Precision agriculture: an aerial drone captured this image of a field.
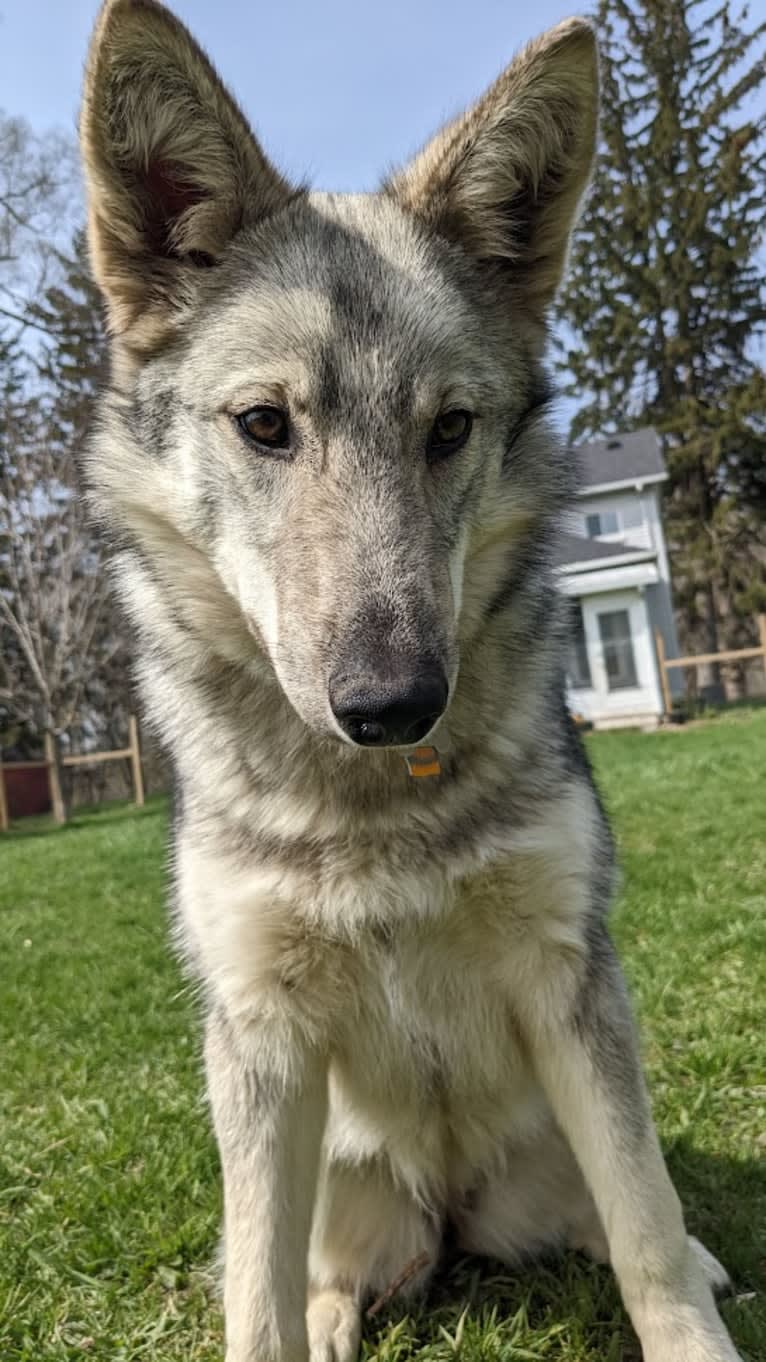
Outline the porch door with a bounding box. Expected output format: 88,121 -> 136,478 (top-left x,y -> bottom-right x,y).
597,608 -> 638,690
579,590 -> 662,719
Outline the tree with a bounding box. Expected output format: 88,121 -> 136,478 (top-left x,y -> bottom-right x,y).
0,112 -> 78,335
28,229 -> 111,562
0,417 -> 116,745
0,232 -> 127,767
558,0 -> 766,666
0,325 -> 35,746
0,325 -> 29,480
29,230 -> 109,437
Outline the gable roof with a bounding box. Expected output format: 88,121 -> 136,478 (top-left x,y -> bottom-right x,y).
553,531 -> 655,572
574,428 -> 666,493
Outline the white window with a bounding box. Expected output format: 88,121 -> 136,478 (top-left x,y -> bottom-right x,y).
598,609 -> 638,689
586,509 -> 621,538
567,603 -> 592,689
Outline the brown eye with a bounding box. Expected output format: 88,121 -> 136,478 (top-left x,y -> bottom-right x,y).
237,405 -> 290,451
427,409 -> 473,461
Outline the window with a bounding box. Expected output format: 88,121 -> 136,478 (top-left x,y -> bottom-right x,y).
567,604 -> 592,689
598,609 -> 638,689
586,509 -> 620,538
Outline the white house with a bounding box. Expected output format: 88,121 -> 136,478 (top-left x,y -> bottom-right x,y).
556,428 -> 680,729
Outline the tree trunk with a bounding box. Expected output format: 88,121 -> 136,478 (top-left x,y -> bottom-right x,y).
44,730 -> 67,825
696,581 -> 724,701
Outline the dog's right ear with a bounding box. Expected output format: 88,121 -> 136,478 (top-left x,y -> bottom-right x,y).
80,0 -> 296,351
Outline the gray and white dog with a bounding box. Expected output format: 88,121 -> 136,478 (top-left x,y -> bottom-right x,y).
80,3 -> 742,1360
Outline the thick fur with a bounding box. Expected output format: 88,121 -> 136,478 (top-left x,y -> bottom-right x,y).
80,4 -> 742,1361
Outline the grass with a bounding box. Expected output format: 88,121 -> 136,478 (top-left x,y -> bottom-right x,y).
1,709 -> 765,1361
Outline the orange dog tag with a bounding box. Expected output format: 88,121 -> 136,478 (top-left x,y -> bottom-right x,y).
404,746 -> 442,778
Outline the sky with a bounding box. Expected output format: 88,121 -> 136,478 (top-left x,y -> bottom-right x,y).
0,0 -> 582,189
1,1 -> 761,437
0,0 -> 584,430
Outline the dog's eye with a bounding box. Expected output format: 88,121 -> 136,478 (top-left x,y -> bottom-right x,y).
237,406 -> 290,451
427,409 -> 473,461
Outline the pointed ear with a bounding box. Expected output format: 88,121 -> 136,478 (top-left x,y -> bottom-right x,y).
384,18 -> 598,312
80,0 -> 297,350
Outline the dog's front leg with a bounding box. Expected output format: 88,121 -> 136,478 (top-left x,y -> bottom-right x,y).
205,1005 -> 328,1362
522,926 -> 741,1362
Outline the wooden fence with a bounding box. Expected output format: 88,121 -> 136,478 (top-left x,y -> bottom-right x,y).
0,715 -> 144,831
654,615 -> 766,717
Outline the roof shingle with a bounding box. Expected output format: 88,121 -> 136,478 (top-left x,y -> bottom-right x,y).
574,428 -> 665,491
553,531 -> 653,570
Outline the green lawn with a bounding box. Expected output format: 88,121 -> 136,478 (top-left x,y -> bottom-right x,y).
2,711 -> 765,1361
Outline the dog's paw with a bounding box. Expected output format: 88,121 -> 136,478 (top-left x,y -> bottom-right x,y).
688,1236 -> 733,1299
641,1330 -> 742,1362
631,1237 -> 742,1362
638,1299 -> 742,1362
307,1288 -> 361,1362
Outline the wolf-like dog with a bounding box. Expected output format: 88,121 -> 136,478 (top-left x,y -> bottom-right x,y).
80,3 -> 743,1360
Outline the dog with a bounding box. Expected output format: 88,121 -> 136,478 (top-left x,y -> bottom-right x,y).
79,3 -> 742,1359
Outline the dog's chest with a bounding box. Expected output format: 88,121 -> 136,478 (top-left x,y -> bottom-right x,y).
326,917 -> 538,1190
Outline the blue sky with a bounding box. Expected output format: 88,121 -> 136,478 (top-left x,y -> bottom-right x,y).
2,1 -> 761,436
0,0 -> 582,188
0,0 -> 583,430
0,0 -> 586,432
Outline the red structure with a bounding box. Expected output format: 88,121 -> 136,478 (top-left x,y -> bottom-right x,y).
4,764 -> 51,818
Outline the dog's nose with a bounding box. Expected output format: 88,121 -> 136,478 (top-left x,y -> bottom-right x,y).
329,663 -> 448,747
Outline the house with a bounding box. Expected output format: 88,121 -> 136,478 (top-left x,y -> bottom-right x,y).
555,428 -> 680,729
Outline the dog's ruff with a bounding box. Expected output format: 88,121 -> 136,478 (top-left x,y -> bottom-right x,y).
79,3 -> 742,1360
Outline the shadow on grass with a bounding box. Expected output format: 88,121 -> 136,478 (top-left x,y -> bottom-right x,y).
666,1136 -> 766,1284
669,694 -> 766,726
360,1138 -> 765,1355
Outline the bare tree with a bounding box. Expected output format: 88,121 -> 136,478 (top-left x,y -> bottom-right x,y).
0,112 -> 80,334
0,409 -> 121,754
0,138 -> 134,811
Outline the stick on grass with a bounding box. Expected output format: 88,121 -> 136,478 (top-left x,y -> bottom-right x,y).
365,1251 -> 431,1319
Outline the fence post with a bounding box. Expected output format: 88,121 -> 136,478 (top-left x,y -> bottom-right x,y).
44,731 -> 66,825
654,629 -> 672,718
759,615 -> 766,682
0,763 -> 8,832
128,714 -> 145,808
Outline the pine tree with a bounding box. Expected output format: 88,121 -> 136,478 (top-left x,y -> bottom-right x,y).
29,228 -> 108,455
558,0 -> 766,662
0,326 -> 36,598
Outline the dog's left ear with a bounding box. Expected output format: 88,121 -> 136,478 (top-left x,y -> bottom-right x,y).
385,18 -> 598,312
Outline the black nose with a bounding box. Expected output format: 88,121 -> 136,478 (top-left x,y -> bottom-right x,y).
329,662 -> 449,747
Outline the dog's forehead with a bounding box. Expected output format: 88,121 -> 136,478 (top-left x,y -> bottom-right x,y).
188,192 -> 484,411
